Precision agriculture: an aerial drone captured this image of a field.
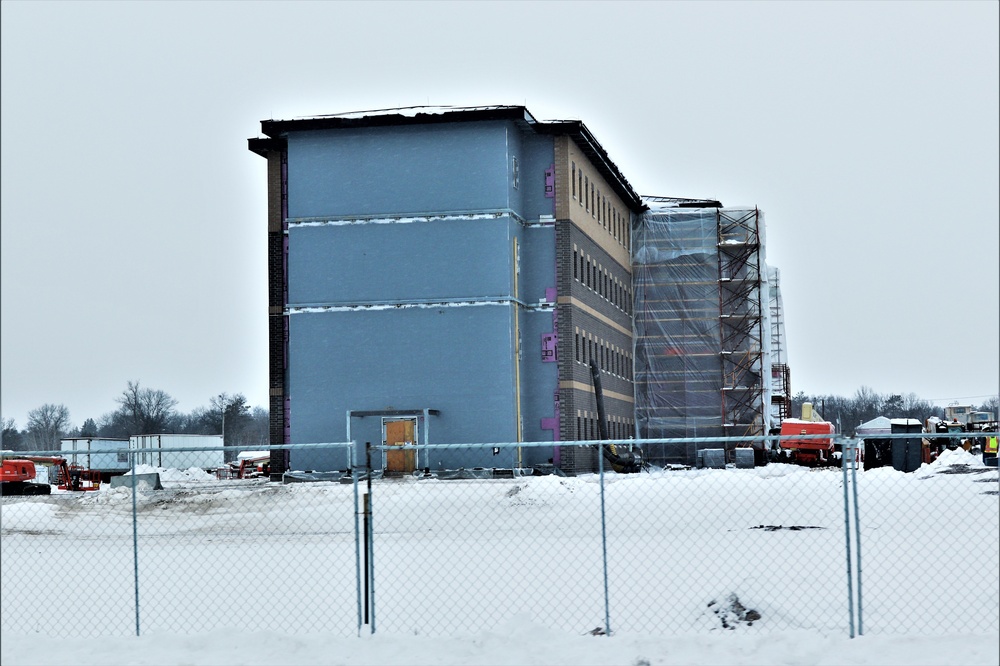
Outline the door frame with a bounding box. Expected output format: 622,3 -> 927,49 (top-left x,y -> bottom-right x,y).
382,416 -> 418,474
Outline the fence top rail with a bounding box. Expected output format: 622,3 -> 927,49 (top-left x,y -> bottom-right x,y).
366,431 -> 999,452
6,442 -> 356,457
369,435 -> 833,451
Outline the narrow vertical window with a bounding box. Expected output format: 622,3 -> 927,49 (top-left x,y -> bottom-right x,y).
571,163 -> 576,198
584,177 -> 589,211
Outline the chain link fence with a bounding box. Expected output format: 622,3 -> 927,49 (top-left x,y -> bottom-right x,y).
2,435 -> 997,639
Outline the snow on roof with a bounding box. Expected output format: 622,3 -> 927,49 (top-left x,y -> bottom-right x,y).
299,104 -> 530,121
855,415 -> 892,435
642,195 -> 724,210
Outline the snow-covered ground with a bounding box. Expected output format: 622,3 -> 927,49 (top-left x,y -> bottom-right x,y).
2,449 -> 997,666
3,622 -> 999,666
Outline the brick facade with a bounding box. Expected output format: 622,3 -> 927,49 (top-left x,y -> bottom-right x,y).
553,138 -> 636,474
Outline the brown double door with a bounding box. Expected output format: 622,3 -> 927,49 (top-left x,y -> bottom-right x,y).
384,418 -> 417,474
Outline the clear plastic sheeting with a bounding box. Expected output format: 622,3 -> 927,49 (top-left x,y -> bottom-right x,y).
632,203 -> 776,465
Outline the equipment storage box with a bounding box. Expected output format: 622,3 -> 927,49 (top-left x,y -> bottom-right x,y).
890,419 -> 922,473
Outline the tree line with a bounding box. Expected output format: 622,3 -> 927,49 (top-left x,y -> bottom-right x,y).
4,382 -> 995,451
790,387 -> 999,436
1,380 -> 268,453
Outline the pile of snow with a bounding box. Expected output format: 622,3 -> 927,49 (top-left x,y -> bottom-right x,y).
914,446 -> 988,478
124,464 -> 216,483
929,447 -> 986,468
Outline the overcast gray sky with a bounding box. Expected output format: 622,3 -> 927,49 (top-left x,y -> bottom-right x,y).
2,1 -> 998,429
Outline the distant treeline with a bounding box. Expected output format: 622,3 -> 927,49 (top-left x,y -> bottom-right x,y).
790,387 -> 999,435
1,381 -> 268,452
4,382 -> 996,452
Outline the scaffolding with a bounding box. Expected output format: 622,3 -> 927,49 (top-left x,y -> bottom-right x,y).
768,266 -> 791,424
633,203 -> 774,466
717,208 -> 767,439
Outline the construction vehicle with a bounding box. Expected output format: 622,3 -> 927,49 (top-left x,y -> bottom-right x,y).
235,452 -> 270,479
921,417 -> 967,461
943,405 -> 996,429
1,458 -> 52,495
927,408 -> 998,457
217,452 -> 271,480
779,403 -> 836,466
589,360 -> 645,473
0,454 -> 100,495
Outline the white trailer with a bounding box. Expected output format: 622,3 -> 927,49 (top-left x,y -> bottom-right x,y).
60,437 -> 131,473
129,434 -> 224,471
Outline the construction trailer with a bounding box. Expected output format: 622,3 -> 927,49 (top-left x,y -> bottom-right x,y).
60,435 -> 224,474
60,437 -> 130,481
632,201 -> 781,467
131,435 -> 224,471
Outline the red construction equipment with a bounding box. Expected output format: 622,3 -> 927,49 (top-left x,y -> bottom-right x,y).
217,452 -> 271,480
0,455 -> 100,494
236,454 -> 270,479
1,458 -> 52,495
779,403 -> 837,466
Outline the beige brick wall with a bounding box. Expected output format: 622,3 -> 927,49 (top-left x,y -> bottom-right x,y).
553,136 -> 631,271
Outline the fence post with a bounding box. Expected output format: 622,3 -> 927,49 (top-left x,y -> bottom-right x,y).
130,447 -> 140,637
840,435 -> 855,638
353,443 -> 362,636
849,437 -> 863,635
599,443 -> 611,636
365,441 -> 376,633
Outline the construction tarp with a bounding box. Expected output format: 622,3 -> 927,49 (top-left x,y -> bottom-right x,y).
632,203 -> 774,465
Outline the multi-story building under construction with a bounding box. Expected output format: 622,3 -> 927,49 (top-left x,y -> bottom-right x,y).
247,106 -> 790,474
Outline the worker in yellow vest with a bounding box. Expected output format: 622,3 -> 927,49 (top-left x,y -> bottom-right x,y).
985,435 -> 998,467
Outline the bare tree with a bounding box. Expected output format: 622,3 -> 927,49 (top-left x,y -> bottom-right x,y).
116,380 -> 178,435
978,395 -> 999,417
25,404 -> 72,451
247,407 -> 270,447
